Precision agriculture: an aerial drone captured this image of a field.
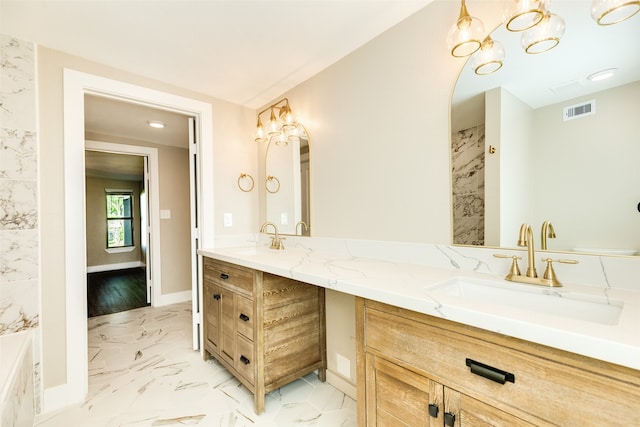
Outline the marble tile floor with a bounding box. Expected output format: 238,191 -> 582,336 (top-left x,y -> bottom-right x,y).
35,302 -> 357,427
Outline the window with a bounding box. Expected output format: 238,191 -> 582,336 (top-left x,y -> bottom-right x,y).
106,191 -> 134,248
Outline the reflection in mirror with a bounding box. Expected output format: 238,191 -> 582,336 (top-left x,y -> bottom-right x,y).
451,2 -> 640,256
266,135 -> 311,236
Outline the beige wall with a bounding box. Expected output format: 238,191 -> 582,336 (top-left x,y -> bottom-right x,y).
532,81 -> 640,252
256,0 -> 505,391
85,176 -> 143,268
36,0 -> 507,396
38,47 -> 255,389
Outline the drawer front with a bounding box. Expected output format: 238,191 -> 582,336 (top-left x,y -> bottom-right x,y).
203,257 -> 253,294
364,305 -> 640,426
236,295 -> 254,340
235,335 -> 255,384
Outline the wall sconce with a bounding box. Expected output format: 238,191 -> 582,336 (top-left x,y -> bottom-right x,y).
253,98 -> 305,147
592,0 -> 640,25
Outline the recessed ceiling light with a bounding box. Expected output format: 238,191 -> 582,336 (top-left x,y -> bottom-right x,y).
587,68 -> 618,82
148,120 -> 165,129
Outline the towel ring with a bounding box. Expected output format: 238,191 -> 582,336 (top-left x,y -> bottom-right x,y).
237,173 -> 255,192
266,175 -> 280,194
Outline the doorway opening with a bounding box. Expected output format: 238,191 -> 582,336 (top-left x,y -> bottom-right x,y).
61,69 -> 214,408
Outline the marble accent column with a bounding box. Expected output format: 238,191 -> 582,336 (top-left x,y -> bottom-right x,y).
0,33 -> 40,411
451,124 -> 485,246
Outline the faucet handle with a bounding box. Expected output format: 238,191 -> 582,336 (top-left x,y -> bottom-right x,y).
541,258 -> 579,286
493,254 -> 522,277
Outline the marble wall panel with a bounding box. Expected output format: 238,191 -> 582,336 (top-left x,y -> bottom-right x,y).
0,128 -> 37,179
451,124 -> 485,245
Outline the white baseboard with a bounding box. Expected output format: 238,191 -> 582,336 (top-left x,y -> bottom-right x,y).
39,384 -> 70,416
155,290 -> 191,307
87,261 -> 145,273
326,370 -> 357,400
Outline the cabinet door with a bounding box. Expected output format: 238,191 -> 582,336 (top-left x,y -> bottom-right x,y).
220,288 -> 235,364
445,388 -> 536,427
365,353 -> 443,427
204,283 -> 221,353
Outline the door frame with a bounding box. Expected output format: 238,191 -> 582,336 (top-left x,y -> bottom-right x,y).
84,141 -> 161,305
61,69 -> 214,407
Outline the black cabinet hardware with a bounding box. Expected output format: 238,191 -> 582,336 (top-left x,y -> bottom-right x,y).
444,412 -> 456,426
239,313 -> 250,322
466,358 -> 515,384
220,273 -> 229,280
240,355 -> 250,365
428,403 -> 439,418
213,294 -> 221,300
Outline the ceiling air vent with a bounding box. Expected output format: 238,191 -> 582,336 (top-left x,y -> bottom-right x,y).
563,99 -> 595,121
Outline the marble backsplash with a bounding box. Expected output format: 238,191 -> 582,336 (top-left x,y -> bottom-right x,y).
218,234 -> 640,292
451,124 -> 485,246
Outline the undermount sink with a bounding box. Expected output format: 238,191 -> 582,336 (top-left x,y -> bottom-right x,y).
425,277 -> 623,325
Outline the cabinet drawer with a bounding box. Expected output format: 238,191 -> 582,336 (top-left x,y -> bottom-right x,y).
364,303 -> 640,426
236,335 -> 255,384
236,295 -> 254,340
203,258 -> 253,294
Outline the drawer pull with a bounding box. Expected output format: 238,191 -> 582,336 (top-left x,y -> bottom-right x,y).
240,355 -> 251,365
444,412 -> 456,426
428,403 -> 439,418
239,313 -> 250,322
220,273 -> 229,280
466,358 -> 515,384
213,294 -> 221,300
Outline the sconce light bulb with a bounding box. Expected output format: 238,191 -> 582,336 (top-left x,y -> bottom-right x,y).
254,117 -> 268,143
268,108 -> 281,135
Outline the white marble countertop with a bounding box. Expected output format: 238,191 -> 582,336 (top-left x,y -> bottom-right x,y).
198,244 -> 640,371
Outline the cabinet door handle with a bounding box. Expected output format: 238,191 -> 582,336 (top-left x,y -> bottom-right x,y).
240,355 -> 251,365
220,273 -> 229,280
239,313 -> 250,322
428,403 -> 439,418
213,294 -> 221,300
466,358 -> 515,384
444,412 -> 456,426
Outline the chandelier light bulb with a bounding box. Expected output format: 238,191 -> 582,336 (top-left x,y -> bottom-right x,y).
447,0 -> 485,57
591,0 -> 640,25
470,37 -> 505,75
503,0 -> 549,31
521,11 -> 565,54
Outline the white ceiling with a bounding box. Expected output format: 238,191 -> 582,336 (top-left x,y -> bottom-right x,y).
0,0 -> 433,109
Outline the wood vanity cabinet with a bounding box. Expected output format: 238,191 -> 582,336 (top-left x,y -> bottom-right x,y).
356,298 -> 640,426
202,257 -> 326,414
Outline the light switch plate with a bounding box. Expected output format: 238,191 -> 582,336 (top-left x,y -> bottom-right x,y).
160,209 -> 171,219
281,212 -> 288,225
223,213 -> 233,227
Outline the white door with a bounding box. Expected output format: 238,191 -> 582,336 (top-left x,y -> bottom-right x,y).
188,116 -> 202,350
143,156 -> 152,304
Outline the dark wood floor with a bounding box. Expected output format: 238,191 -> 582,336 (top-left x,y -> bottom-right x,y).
87,267 -> 149,317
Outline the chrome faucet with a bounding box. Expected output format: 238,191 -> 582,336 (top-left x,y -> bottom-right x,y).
295,220 -> 308,236
260,222 -> 285,250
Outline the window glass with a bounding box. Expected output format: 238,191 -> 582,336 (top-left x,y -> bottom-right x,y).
106,192 -> 134,248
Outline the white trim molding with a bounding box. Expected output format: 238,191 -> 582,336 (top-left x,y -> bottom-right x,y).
60,68 -> 213,412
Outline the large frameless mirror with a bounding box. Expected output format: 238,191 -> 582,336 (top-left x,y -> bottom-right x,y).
450,1 -> 640,256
